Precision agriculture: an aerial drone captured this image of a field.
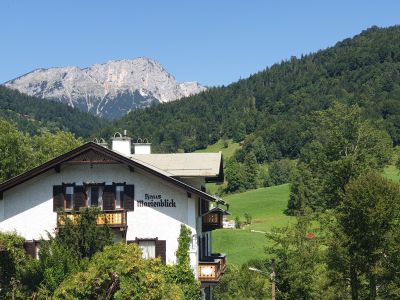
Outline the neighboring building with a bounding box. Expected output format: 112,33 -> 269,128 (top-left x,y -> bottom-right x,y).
223,218 -> 235,229
0,132 -> 228,299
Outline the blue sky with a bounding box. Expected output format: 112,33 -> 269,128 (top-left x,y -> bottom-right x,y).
1,0 -> 399,86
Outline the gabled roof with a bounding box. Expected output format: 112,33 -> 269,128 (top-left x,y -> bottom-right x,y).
0,142 -> 224,203
201,207 -> 231,217
130,152 -> 223,180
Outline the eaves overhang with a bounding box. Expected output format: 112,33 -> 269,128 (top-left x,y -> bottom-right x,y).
0,142 -> 222,203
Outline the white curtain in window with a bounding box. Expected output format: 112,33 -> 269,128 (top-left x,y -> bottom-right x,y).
138,241 -> 156,259
116,185 -> 124,208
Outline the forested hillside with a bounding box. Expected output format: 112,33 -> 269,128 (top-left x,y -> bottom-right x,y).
102,25 -> 400,158
0,86 -> 107,138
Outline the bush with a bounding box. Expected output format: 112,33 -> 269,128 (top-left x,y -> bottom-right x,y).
54,243 -> 183,299
36,237 -> 83,296
213,260 -> 270,300
244,213 -> 252,225
235,216 -> 242,229
0,232 -> 40,299
56,207 -> 113,259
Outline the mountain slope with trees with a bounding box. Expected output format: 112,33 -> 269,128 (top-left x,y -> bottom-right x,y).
0,86 -> 107,138
102,25 -> 400,158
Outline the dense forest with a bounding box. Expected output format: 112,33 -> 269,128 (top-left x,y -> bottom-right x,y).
101,25 -> 400,158
0,86 -> 107,139
3,25 -> 400,158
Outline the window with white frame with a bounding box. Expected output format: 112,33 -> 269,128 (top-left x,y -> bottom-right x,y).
65,186 -> 74,209
86,185 -> 103,208
138,240 -> 156,259
115,185 -> 124,209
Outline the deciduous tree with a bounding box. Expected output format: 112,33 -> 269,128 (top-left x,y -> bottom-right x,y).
326,172 -> 400,299
288,103 -> 392,212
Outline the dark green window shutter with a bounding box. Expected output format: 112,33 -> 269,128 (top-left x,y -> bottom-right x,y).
73,185 -> 86,211
103,185 -> 115,210
155,240 -> 166,263
124,184 -> 135,211
53,185 -> 64,212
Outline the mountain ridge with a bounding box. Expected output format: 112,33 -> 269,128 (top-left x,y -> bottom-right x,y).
4,57 -> 206,119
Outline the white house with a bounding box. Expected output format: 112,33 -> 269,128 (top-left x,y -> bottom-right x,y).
0,132 -> 228,299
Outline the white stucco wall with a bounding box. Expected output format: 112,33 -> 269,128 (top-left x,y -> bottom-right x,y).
0,163 -> 199,265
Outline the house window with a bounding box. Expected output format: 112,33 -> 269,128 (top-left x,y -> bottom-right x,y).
35,243 -> 40,260
65,186 -> 74,209
198,234 -> 210,260
23,240 -> 40,260
86,186 -> 103,208
115,185 -> 124,209
138,240 -> 156,259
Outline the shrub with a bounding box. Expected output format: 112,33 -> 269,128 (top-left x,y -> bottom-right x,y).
54,243 -> 183,299
0,232 -> 40,299
235,216 -> 242,229
213,260 -> 270,300
244,213 -> 252,225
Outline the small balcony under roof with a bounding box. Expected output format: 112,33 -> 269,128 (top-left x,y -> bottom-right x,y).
57,210 -> 127,228
198,253 -> 227,285
202,207 -> 230,232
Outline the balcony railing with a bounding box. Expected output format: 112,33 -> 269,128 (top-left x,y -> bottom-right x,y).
202,209 -> 223,232
210,253 -> 226,273
198,253 -> 227,283
57,210 -> 127,227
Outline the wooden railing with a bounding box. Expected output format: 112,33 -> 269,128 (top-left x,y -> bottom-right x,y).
202,211 -> 223,232
57,210 -> 127,227
210,253 -> 226,273
198,254 -> 227,283
198,259 -> 221,282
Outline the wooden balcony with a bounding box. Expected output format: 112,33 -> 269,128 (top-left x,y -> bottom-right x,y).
198,254 -> 227,284
210,253 -> 226,273
57,210 -> 127,228
202,207 -> 224,232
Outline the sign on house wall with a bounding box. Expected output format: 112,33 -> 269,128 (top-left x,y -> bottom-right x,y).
137,194 -> 177,208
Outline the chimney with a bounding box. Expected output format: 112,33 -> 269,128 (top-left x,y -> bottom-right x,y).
98,138 -> 108,148
133,138 -> 151,154
93,138 -> 108,148
111,130 -> 131,156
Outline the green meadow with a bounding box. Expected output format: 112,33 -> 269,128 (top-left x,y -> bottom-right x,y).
194,139 -> 240,159
212,166 -> 400,266
212,184 -> 292,266
201,139 -> 400,266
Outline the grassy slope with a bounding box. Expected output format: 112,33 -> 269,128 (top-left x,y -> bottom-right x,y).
199,140 -> 400,266
212,184 -> 292,266
198,140 -> 291,265
194,139 -> 240,159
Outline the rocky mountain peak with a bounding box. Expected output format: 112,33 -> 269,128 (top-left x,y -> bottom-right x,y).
4,57 -> 206,119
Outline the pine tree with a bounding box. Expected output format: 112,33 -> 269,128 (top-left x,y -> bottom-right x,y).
244,152 -> 258,190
